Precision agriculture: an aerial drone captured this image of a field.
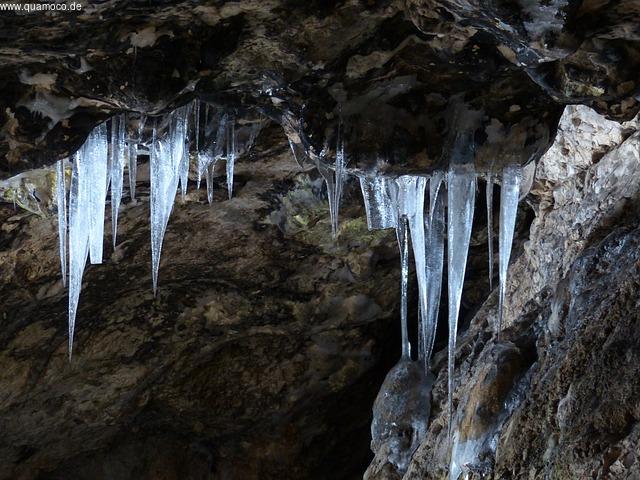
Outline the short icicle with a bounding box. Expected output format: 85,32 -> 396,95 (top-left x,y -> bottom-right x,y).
359,176 -> 398,230
497,164 -> 522,336
56,159 -> 67,286
446,161 -> 476,436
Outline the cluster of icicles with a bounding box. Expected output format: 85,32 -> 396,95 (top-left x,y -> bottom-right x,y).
55,99 -> 252,357
359,163 -> 521,434
54,99 -> 521,433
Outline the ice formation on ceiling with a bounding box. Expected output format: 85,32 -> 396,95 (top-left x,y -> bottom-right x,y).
54,99 -> 522,463
55,100 -> 263,356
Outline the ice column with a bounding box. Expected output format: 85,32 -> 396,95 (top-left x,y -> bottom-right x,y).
497,164 -> 521,335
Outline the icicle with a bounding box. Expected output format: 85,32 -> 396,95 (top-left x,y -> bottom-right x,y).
396,215 -> 411,359
288,137 -> 305,168
150,106 -> 189,295
359,176 -> 398,230
396,176 -> 427,363
178,140 -> 190,201
194,99 -> 202,189
128,113 -> 145,201
446,162 -> 476,435
423,171 -> 445,370
86,123 -> 109,264
486,170 -> 494,291
226,116 -> 236,200
67,150 -> 90,358
128,143 -> 138,200
206,161 -> 215,204
497,164 -> 521,336
331,121 -> 346,238
110,114 -> 126,247
56,159 -> 67,286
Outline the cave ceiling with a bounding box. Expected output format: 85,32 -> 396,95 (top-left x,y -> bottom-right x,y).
0,0 -> 638,179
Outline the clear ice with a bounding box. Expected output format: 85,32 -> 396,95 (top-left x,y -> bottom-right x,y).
86,123 -> 109,264
56,159 -> 67,286
319,123 -> 347,238
110,114 -> 126,246
423,171 -> 445,369
446,162 -> 476,435
486,170 -> 494,291
67,150 -> 90,358
497,164 -> 521,335
226,117 -> 236,200
150,106 -> 190,295
396,215 -> 411,359
359,176 -> 398,230
396,176 -> 427,363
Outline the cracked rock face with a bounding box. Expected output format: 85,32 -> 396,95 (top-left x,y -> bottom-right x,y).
1,0 -> 637,178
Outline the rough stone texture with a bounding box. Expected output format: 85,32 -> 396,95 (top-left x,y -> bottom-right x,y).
368,105 -> 640,479
1,0 -> 637,179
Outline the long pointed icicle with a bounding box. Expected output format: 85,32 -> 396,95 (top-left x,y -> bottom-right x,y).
331,121 -> 346,238
194,99 -> 202,189
68,150 -> 90,358
424,171 -> 445,369
150,107 -> 189,295
396,215 -> 411,359
446,163 -> 476,435
87,123 -> 108,264
128,113 -> 145,201
497,164 -> 521,336
206,162 -> 216,204
226,117 -> 236,200
128,143 -> 138,201
110,114 -> 126,247
56,159 -> 67,286
486,170 -> 494,291
396,176 -> 428,361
